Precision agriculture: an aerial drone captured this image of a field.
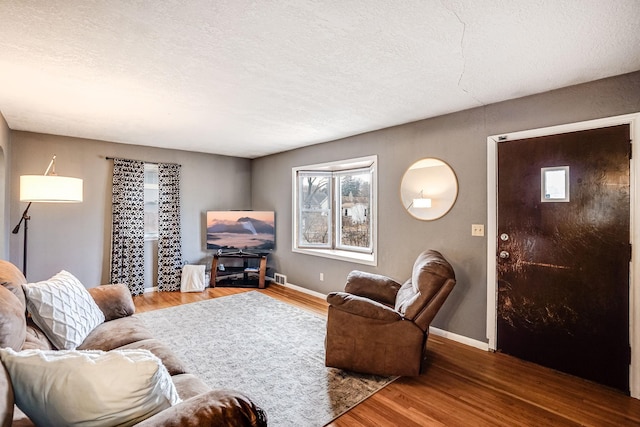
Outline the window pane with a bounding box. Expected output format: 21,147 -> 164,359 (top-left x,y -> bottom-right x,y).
299,211 -> 330,245
337,171 -> 371,251
541,166 -> 570,202
298,174 -> 331,247
144,164 -> 159,239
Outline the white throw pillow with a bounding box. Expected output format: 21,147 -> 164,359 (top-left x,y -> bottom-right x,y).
0,348 -> 181,427
22,270 -> 105,350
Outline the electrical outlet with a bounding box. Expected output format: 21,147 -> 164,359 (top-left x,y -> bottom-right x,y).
471,224 -> 485,237
320,273 -> 324,281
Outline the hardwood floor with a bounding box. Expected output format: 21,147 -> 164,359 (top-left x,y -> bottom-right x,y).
133,285 -> 640,426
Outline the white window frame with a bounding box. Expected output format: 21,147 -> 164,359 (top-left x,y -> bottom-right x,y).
292,155 -> 377,266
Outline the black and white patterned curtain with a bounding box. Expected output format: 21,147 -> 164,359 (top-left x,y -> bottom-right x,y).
110,159 -> 145,296
157,163 -> 183,292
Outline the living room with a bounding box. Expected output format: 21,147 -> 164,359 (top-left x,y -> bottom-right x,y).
2,1 -> 640,425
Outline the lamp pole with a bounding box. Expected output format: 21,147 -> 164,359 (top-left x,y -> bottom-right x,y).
11,202 -> 31,276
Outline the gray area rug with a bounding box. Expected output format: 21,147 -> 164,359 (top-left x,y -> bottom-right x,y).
137,291 -> 395,426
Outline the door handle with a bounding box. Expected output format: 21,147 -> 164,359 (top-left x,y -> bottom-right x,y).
499,251 -> 510,259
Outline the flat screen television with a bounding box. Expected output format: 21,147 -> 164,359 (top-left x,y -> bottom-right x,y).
206,211 -> 275,253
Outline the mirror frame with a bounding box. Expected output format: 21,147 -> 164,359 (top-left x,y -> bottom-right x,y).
400,158 -> 458,221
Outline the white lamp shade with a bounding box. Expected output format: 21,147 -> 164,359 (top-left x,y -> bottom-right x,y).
20,175 -> 83,203
413,197 -> 432,208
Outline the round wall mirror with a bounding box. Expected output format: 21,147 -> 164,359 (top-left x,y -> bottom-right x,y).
400,158 -> 458,220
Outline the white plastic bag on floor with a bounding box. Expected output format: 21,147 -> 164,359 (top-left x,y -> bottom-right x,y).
180,265 -> 206,292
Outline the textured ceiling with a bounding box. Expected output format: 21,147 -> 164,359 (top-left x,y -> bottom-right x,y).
1,1 -> 639,159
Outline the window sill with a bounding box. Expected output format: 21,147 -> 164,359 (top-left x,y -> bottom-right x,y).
293,247 -> 376,266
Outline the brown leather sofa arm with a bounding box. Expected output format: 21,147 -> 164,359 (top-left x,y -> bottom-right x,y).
344,271 -> 402,306
327,292 -> 403,322
135,389 -> 267,427
87,283 -> 136,321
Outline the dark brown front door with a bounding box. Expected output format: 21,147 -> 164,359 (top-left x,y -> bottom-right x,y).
497,124 -> 630,393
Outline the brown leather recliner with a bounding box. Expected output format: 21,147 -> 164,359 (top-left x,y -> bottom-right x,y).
325,250 -> 456,376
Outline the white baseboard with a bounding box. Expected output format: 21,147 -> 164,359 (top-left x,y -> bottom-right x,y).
429,326 -> 489,351
277,280 -> 327,300
144,286 -> 158,293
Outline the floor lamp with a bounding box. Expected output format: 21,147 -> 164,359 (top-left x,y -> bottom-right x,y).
12,155 -> 83,277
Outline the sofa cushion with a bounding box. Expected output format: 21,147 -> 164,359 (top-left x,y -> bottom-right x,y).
22,319 -> 54,351
22,271 -> 105,350
116,338 -> 188,376
171,373 -> 212,400
135,389 -> 268,427
343,270 -> 402,307
0,285 -> 26,351
0,348 -> 181,427
87,283 -> 136,321
0,260 -> 27,310
326,292 -> 402,321
78,315 -> 155,351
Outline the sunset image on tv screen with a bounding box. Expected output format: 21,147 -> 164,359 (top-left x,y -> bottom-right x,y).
206,211 -> 275,252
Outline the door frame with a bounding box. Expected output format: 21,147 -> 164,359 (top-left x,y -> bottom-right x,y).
487,112 -> 640,398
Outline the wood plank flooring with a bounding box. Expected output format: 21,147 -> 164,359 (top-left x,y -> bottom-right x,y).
133,285 -> 640,426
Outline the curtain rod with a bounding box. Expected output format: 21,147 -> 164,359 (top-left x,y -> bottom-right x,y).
105,156 -> 180,166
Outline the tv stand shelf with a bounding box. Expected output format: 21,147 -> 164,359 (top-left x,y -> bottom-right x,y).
209,252 -> 268,289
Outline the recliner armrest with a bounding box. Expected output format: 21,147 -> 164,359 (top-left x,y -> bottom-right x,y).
344,271 -> 402,306
88,283 -> 135,321
134,389 -> 267,427
327,292 -> 402,322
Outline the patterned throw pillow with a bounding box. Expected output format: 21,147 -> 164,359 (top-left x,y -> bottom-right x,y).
22,271 -> 105,350
0,348 -> 181,427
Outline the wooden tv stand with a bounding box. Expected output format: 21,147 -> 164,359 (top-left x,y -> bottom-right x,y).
209,252 -> 268,289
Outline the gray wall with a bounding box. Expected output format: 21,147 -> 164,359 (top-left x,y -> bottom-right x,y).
5,71 -> 640,343
0,112 -> 9,259
10,132 -> 251,286
251,71 -> 640,343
